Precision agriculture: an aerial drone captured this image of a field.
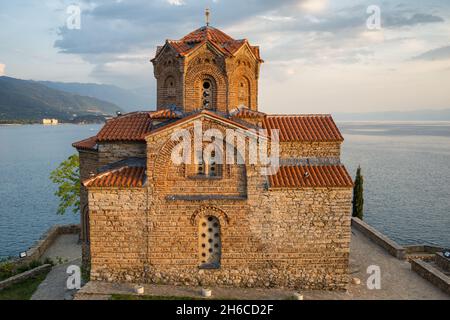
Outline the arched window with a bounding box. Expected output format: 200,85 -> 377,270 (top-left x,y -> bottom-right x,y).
198,216 -> 221,269
238,78 -> 250,108
202,80 -> 212,109
196,150 -> 221,177
164,76 -> 176,97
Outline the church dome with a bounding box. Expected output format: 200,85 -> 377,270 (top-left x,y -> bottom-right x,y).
181,26 -> 235,44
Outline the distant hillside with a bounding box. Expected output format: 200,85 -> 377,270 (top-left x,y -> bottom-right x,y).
334,109 -> 450,121
0,76 -> 123,122
38,81 -> 155,112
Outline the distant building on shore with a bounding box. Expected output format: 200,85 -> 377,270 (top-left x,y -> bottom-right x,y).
42,119 -> 59,125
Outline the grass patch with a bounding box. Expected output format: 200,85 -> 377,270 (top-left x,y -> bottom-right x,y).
0,271 -> 49,300
0,258 -> 53,281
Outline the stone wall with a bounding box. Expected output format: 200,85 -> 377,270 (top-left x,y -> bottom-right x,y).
154,48 -> 184,109
21,224 -> 80,264
86,116 -> 351,290
78,150 -> 99,267
88,188 -> 148,282
87,176 -> 352,290
279,142 -> 341,160
153,39 -> 261,113
98,142 -> 146,167
0,265 -> 52,291
411,259 -> 450,295
436,252 -> 450,272
351,217 -> 406,260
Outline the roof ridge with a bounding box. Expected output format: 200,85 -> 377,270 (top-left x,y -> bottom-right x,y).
266,114 -> 333,117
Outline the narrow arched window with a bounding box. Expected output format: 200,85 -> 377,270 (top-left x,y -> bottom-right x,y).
199,216 -> 221,269
165,76 -> 176,97
238,78 -> 250,108
196,149 -> 221,177
202,80 -> 212,109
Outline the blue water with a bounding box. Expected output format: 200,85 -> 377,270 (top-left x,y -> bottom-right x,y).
0,124 -> 101,259
0,122 -> 449,259
340,122 -> 450,248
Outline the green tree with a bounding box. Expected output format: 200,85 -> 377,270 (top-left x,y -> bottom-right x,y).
353,166 -> 364,220
50,154 -> 80,215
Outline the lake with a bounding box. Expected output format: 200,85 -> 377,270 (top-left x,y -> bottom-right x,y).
0,122 -> 449,259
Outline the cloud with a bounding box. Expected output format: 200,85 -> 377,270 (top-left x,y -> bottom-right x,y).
414,45 -> 450,61
0,63 -> 5,76
50,0 -> 450,90
167,0 -> 186,6
299,0 -> 328,13
384,13 -> 444,27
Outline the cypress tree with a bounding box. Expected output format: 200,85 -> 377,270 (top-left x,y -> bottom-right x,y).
353,166 -> 364,220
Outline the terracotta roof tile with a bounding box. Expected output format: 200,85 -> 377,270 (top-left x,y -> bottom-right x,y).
150,109 -> 183,120
263,115 -> 344,142
164,26 -> 262,61
181,26 -> 234,44
146,109 -> 254,138
167,40 -> 193,55
230,107 -> 266,119
97,112 -> 152,142
83,166 -> 146,188
269,165 -> 353,189
72,136 -> 98,151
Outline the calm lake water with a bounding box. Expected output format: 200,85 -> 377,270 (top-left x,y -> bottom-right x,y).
0,122 -> 449,259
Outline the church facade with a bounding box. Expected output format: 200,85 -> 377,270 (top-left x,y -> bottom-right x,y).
73,24 -> 353,290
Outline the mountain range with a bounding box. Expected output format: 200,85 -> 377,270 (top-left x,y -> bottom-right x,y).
1,75 -> 448,123
37,81 -> 155,112
0,76 -> 156,123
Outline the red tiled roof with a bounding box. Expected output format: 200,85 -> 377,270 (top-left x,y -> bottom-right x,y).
83,166 -> 146,188
146,109 -> 254,138
97,112 -> 152,142
181,26 -> 234,44
72,136 -> 98,151
268,165 -> 353,189
230,107 -> 266,119
263,115 -> 344,142
164,26 -> 262,61
150,109 -> 183,120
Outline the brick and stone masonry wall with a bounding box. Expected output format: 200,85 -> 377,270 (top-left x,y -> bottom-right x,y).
98,142 -> 146,167
87,117 -> 351,290
78,150 -> 98,266
89,188 -> 148,282
154,40 -> 261,112
279,142 -> 341,160
435,252 -> 450,272
87,186 -> 352,290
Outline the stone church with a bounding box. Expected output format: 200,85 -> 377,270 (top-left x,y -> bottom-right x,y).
73,21 -> 353,290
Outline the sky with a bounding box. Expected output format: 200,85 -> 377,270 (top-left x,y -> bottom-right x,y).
0,0 -> 449,114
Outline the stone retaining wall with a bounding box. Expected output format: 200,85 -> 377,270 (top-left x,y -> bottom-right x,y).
351,217 -> 406,260
411,259 -> 450,295
22,224 -> 80,264
0,264 -> 52,291
436,253 -> 450,272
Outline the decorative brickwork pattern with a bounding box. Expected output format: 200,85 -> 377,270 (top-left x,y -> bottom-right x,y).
75,23 -> 353,291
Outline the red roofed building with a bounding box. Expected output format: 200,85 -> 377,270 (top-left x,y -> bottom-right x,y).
73,19 -> 353,291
